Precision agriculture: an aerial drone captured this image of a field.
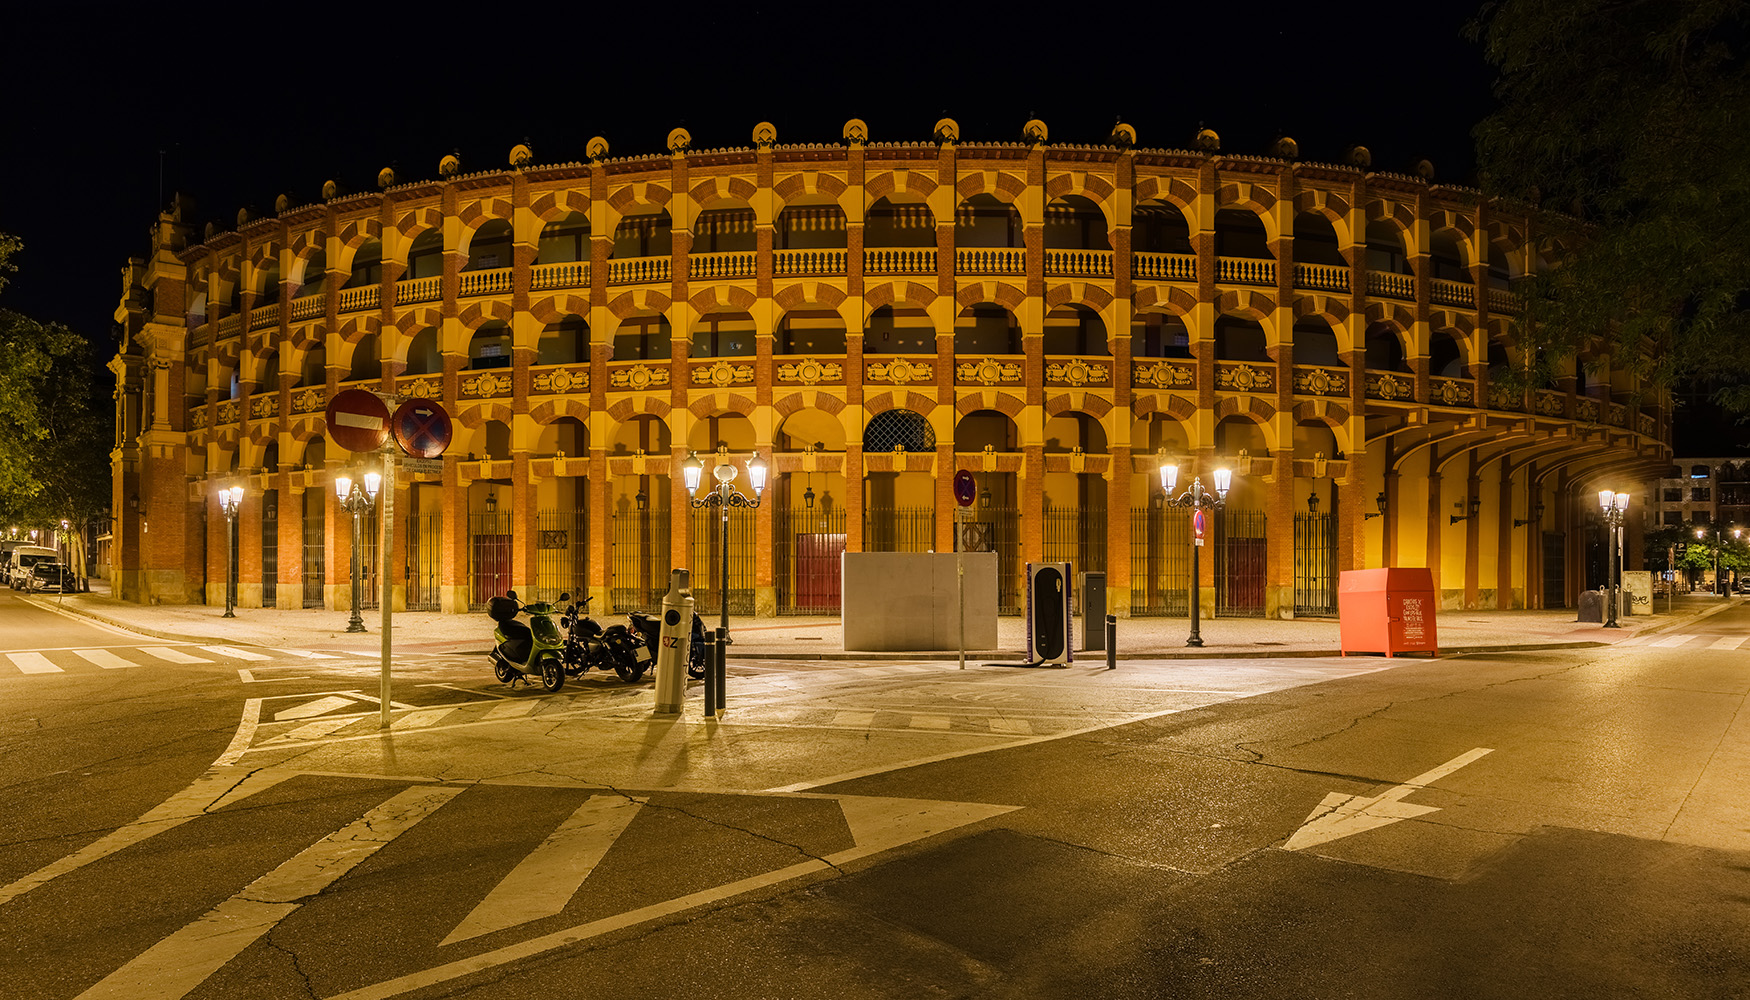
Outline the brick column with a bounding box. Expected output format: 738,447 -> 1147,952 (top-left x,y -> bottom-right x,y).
239,487 -> 263,609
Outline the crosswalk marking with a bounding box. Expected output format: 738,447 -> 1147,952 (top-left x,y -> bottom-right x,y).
199,645 -> 274,662
139,646 -> 211,664
483,700 -> 540,721
442,794 -> 645,944
909,714 -> 952,731
268,648 -> 341,659
1707,635 -> 1746,650
264,718 -> 356,744
74,784 -> 461,1000
832,711 -> 876,728
988,717 -> 1033,735
8,652 -> 62,673
393,708 -> 457,730
73,648 -> 136,670
1651,634 -> 1696,648
274,696 -> 356,721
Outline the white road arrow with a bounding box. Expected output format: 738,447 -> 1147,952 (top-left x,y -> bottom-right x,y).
1284,747 -> 1493,852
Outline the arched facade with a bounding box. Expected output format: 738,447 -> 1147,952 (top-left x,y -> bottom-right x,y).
110,120 -> 1670,618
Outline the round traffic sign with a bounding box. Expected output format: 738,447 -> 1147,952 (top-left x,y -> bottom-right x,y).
324,389 -> 391,452
953,469 -> 977,507
392,400 -> 452,459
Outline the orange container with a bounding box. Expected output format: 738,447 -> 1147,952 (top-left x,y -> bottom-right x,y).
1338,568 -> 1440,657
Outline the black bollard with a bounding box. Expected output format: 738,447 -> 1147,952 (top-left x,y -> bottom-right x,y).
1105,615 -> 1117,670
714,626 -> 729,715
701,630 -> 717,716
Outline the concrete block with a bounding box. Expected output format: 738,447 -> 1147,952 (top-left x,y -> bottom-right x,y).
842,552 -> 999,651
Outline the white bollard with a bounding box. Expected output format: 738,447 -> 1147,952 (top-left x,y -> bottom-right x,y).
653,569 -> 695,715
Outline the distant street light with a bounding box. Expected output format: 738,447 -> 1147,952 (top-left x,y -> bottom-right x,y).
1159,461 -> 1235,647
683,450 -> 765,717
218,487 -> 243,618
335,472 -> 381,633
1598,490 -> 1629,627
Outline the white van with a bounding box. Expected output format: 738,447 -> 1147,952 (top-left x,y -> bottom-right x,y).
7,546 -> 62,590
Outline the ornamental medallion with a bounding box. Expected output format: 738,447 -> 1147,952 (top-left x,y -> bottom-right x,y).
533,367 -> 588,394
691,361 -> 754,388
1295,367 -> 1347,396
1134,361 -> 1194,389
1368,374 -> 1408,401
1045,360 -> 1109,386
610,364 -> 672,391
1435,379 -> 1472,406
868,358 -> 933,384
292,386 -> 326,413
776,359 -> 844,385
1216,364 -> 1272,392
956,359 -> 1021,385
403,376 -> 441,400
461,371 -> 512,398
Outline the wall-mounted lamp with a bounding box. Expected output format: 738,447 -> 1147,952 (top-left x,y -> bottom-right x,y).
485,492 -> 497,513
634,489 -> 648,513
1365,492 -> 1387,519
979,485 -> 992,508
1306,491 -> 1320,514
1513,501 -> 1546,528
1450,496 -> 1481,525
803,485 -> 816,510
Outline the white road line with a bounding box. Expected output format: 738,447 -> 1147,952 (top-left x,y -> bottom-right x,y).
267,648 -> 341,659
0,764 -> 289,906
74,785 -> 461,1000
273,696 -> 356,721
199,644 -> 274,661
8,652 -> 62,674
988,717 -> 1033,735
264,718 -> 356,744
1651,634 -> 1696,648
139,646 -> 211,664
909,714 -> 952,731
442,794 -> 645,944
1707,635 -> 1746,650
483,700 -> 540,721
393,708 -> 457,730
215,699 -> 264,768
832,711 -> 877,727
73,649 -> 137,670
1285,747 -> 1495,852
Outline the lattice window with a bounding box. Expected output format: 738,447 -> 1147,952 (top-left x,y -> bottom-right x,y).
862,409 -> 935,452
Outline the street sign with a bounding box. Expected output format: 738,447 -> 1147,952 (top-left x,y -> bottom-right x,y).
953,470 -> 977,507
324,389 -> 391,453
399,457 -> 445,475
392,400 -> 453,458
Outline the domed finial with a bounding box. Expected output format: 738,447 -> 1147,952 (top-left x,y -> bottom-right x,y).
752,121 -> 776,149
933,117 -> 960,145
439,152 -> 461,178
667,127 -> 692,153
321,179 -> 340,201
237,207 -> 252,227
586,136 -> 610,161
204,221 -> 217,241
377,166 -> 396,189
1194,126 -> 1220,152
1022,118 -> 1048,145
274,193 -> 290,214
1345,145 -> 1372,168
1110,121 -> 1136,148
509,142 -> 533,168
1414,158 -> 1435,181
1272,136 -> 1299,159
842,118 -> 869,145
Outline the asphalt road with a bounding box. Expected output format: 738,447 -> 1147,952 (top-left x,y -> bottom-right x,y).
1,587 -> 1746,999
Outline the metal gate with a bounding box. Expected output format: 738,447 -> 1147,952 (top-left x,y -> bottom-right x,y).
1543,530 -> 1568,607
469,511 -> 512,611
406,513 -> 441,611
1044,505 -> 1106,615
959,506 -> 1022,614
688,507 -> 755,616
302,490 -> 324,608
1292,512 -> 1337,616
354,508 -> 379,611
862,507 -> 935,553
611,508 -> 668,613
1129,506 -> 1190,616
534,509 -> 588,605
776,507 -> 847,614
261,489 -> 277,607
1216,509 -> 1267,618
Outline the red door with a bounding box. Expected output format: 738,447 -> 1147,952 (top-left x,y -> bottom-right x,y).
795,533 -> 846,612
472,534 -> 512,607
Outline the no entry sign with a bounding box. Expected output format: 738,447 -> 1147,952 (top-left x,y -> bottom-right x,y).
324,389 -> 391,452
953,470 -> 977,507
392,400 -> 452,459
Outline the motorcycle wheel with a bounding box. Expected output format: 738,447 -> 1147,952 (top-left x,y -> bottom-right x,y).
493,658 -> 517,685
686,648 -> 707,680
540,655 -> 565,692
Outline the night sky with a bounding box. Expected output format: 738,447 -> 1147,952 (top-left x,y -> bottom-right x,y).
30,5 -> 1730,448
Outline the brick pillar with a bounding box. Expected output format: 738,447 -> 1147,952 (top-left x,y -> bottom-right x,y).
1265,454 -> 1295,618
1107,445 -> 1131,617
1464,464 -> 1483,608
442,462 -> 471,614
1425,458 -> 1444,601
278,480 -> 304,609
205,493 -> 226,608
512,452 -> 535,596
588,445 -> 611,612
844,444 -> 864,551
935,442 -> 957,554
239,487 -> 263,608
1496,457 -> 1515,608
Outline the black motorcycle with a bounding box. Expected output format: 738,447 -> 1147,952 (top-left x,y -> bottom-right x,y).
562,596 -> 649,682
627,609 -> 709,680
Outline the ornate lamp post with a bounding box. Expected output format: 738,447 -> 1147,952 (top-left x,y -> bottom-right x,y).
218,487 -> 243,617
683,450 -> 765,717
1159,461 -> 1234,647
335,471 -> 381,633
1694,523 -> 1738,596
1598,490 -> 1629,627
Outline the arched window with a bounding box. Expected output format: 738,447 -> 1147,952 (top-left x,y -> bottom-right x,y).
403,329 -> 439,376
955,194 -> 1021,249
465,221 -> 512,271
468,324 -> 511,370
863,409 -> 935,452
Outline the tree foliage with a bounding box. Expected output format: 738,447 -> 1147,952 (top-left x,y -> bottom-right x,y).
0,233 -> 112,534
1469,0 -> 1750,410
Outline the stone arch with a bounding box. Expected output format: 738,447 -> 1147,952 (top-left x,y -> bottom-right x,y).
864,170 -> 940,205
686,284 -> 758,317
772,172 -> 852,213
1364,199 -> 1420,257
1214,407 -> 1279,457
863,281 -> 938,316
1214,183 -> 1281,240
1044,282 -> 1115,313
689,175 -> 762,217
863,393 -> 939,419
1043,173 -> 1119,233
458,299 -> 515,329
774,393 -> 849,420
604,396 -> 674,423
529,188 -> 594,223
1132,175 -> 1201,231
529,398 -> 591,425
1290,188 -> 1355,246
1132,284 -> 1198,319
607,288 -> 674,320
954,281 -> 1026,313
386,206 -> 446,264
954,392 -> 1026,419
687,393 -> 758,420
1043,396 -> 1114,420
529,294 -> 593,325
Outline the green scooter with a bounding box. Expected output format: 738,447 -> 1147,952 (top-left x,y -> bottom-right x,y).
487,591 -> 570,692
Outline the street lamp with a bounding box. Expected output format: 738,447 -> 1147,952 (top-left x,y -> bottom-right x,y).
683,449 -> 765,717
218,486 -> 243,618
1598,490 -> 1629,627
1159,461 -> 1234,647
335,471 -> 381,633
1693,523 -> 1739,596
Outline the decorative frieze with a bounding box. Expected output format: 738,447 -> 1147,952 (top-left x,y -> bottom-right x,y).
460,370 -> 514,399
1044,359 -> 1110,387
401,374 -> 442,400
1430,377 -> 1475,407
691,360 -> 755,388
775,358 -> 845,385
531,365 -> 590,394
866,358 -> 934,384
1365,373 -> 1412,401
1215,362 -> 1274,393
1533,390 -> 1565,416
1132,360 -> 1195,389
956,358 -> 1024,386
290,385 -> 327,414
1292,366 -> 1348,396
608,363 -> 672,391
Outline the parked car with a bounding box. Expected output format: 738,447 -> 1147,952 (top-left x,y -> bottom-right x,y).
20,560 -> 70,593
1737,578 -> 1750,595
6,546 -> 61,589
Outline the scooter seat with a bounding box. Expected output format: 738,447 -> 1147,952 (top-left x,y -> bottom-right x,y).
497,620 -> 533,665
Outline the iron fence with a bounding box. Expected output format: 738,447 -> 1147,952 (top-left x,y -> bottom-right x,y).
1043,505 -> 1107,615
261,489 -> 277,606
468,511 -> 513,611
1129,506 -> 1190,616
355,508 -> 380,611
1292,511 -> 1337,616
611,508 -> 670,613
957,506 -> 1023,614
688,506 -> 756,616
862,506 -> 935,553
302,491 -> 324,608
406,513 -> 442,611
533,510 -> 589,605
1216,509 -> 1267,618
775,506 -> 847,615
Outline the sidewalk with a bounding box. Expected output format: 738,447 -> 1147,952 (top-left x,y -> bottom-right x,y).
28,582 -> 1741,661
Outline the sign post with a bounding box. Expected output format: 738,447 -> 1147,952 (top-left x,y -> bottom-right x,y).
379,448 -> 395,729
953,470 -> 977,670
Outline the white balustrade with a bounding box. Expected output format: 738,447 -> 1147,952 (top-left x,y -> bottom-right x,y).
290,295 -> 324,321
1430,278 -> 1475,307
1293,262 -> 1350,292
1367,271 -> 1415,299
1133,252 -> 1196,281
1215,257 -> 1277,286
338,285 -> 380,313
1044,249 -> 1113,277
459,267 -> 513,297
688,252 -> 756,279
864,248 -> 937,274
607,256 -> 672,285
956,247 -> 1024,275
773,248 -> 846,276
399,275 -> 441,304
531,261 -> 590,290
247,302 -> 280,331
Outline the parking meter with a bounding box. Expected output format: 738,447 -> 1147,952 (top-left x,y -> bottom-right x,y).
653,569 -> 695,715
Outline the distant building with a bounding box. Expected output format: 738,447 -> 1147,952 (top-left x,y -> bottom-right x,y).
106,119 -> 1671,619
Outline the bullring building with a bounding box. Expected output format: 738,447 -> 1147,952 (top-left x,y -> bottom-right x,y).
107,118 -> 1669,622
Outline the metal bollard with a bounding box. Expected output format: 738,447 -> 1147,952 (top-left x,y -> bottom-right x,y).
653,569 -> 695,715
1105,615 -> 1117,670
714,626 -> 728,716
